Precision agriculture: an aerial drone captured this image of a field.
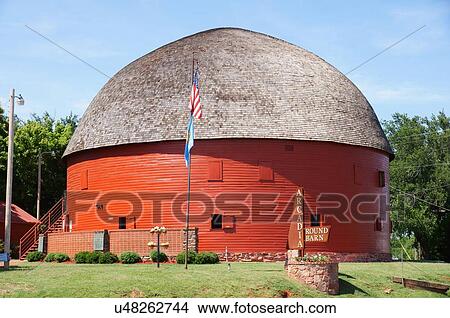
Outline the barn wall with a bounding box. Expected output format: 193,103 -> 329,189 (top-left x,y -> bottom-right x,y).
65,139 -> 390,255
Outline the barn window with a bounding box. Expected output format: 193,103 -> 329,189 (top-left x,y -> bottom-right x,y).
375,217 -> 382,231
80,170 -> 88,190
211,214 -> 223,229
222,215 -> 234,229
284,144 -> 294,152
353,165 -> 362,185
378,171 -> 386,187
208,160 -> 223,181
118,217 -> 126,229
259,161 -> 274,181
311,213 -> 321,227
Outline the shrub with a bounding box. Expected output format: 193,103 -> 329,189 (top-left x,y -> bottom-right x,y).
87,251 -> 103,264
176,251 -> 197,264
120,251 -> 141,264
45,253 -> 57,262
296,253 -> 329,263
54,253 -> 70,263
0,239 -> 4,253
150,250 -> 168,263
74,251 -> 91,264
26,251 -> 45,262
194,252 -> 220,264
98,252 -> 119,264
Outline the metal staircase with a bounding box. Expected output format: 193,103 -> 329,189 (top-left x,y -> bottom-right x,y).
19,197 -> 65,260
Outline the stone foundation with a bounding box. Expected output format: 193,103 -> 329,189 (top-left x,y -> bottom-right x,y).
287,262 -> 339,295
218,251 -> 391,263
287,250 -> 391,263
218,252 -> 286,262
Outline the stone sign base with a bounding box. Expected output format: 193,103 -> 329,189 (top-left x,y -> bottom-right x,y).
286,250 -> 339,295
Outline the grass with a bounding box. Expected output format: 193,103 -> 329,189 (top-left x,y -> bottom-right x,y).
0,261 -> 449,298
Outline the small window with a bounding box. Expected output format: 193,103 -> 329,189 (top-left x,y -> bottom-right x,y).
311,213 -> 321,227
378,171 -> 386,187
208,160 -> 223,181
211,214 -> 222,229
80,170 -> 88,190
119,217 -> 126,229
375,218 -> 382,231
222,215 -> 234,229
284,144 -> 294,152
354,165 -> 362,185
259,161 -> 274,181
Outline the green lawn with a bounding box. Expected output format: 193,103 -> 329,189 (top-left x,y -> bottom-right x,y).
0,261 -> 449,298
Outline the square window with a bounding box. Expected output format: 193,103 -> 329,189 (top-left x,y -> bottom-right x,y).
119,217 -> 126,229
208,160 -> 223,181
311,213 -> 321,227
259,161 -> 274,181
285,144 -> 294,152
211,214 -> 222,229
378,171 -> 386,187
222,215 -> 234,229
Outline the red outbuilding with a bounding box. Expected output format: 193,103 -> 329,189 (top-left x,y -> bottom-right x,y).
46,28 -> 393,261
1,201 -> 38,252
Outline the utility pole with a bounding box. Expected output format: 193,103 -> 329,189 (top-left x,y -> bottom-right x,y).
37,149 -> 42,220
36,149 -> 54,220
3,89 -> 24,270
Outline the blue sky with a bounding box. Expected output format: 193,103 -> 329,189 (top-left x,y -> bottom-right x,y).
0,0 -> 449,121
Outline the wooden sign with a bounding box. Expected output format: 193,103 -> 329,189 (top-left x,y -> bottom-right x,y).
288,188 -> 305,252
288,189 -> 331,252
305,226 -> 331,242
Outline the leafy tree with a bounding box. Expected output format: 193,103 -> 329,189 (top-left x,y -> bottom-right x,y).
0,103 -> 77,217
384,111 -> 450,261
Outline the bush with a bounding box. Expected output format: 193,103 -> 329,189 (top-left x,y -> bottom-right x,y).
74,251 -> 91,264
0,239 -> 5,253
54,253 -> 70,263
176,251 -> 197,264
194,252 -> 220,264
26,251 -> 45,262
150,250 -> 168,263
45,253 -> 70,263
45,253 -> 57,262
87,251 -> 103,264
120,251 -> 141,264
98,252 -> 119,264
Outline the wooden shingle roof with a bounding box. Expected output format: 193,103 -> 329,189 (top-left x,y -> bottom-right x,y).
63,28 -> 393,157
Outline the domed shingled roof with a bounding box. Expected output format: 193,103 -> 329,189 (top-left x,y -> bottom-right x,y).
63,28 -> 393,157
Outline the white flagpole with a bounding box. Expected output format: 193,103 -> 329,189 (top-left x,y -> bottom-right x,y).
185,55 -> 196,270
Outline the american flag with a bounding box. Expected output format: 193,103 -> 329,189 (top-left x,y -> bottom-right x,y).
189,66 -> 202,119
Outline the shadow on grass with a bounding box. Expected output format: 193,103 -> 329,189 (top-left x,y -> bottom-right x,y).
339,272 -> 356,279
0,265 -> 34,272
339,278 -> 369,295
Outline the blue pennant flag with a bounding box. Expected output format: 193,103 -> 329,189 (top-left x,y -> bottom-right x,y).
184,115 -> 194,167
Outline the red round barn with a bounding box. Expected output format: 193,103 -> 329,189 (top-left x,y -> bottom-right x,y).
62,28 -> 393,261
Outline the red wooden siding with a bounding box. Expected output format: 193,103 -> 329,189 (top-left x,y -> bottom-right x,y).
66,139 -> 391,255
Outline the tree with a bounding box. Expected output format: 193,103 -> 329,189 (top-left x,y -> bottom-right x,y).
0,103 -> 78,217
384,111 -> 450,261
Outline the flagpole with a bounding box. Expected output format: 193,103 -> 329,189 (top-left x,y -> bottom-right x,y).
185,54 -> 196,270
185,147 -> 192,270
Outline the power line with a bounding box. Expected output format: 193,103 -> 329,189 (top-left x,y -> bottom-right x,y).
393,129 -> 450,139
25,25 -> 112,79
345,25 -> 426,75
390,185 -> 450,213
